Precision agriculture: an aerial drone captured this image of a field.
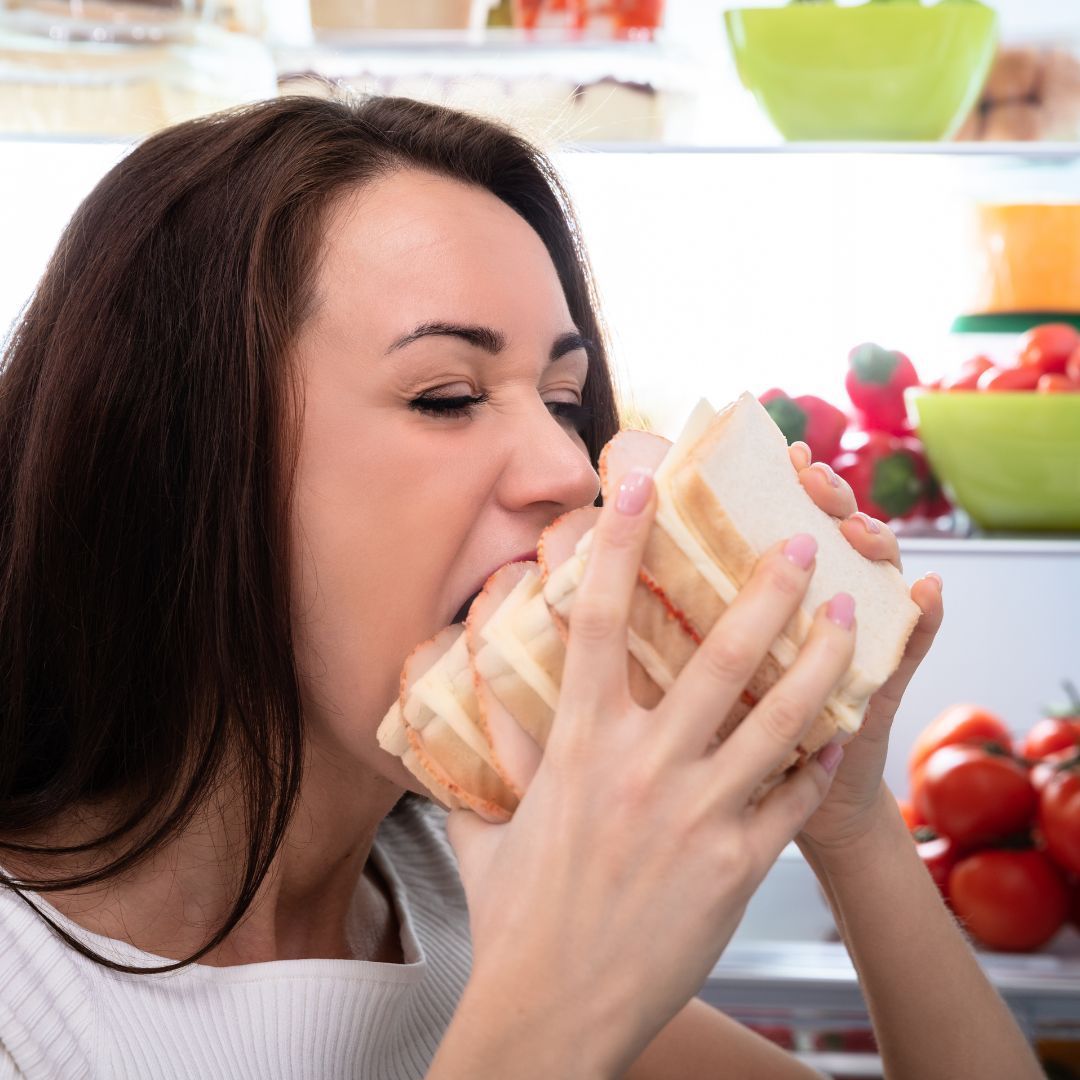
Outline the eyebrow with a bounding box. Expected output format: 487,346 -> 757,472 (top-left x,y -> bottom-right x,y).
387,322 -> 595,364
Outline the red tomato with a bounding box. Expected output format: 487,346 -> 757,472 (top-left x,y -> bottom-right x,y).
1019,323 -> 1080,375
914,827 -> 957,902
1022,718 -> 1080,762
1031,748 -> 1080,792
943,354 -> 995,391
1067,345 -> 1080,384
949,849 -> 1069,951
746,1025 -> 795,1051
920,745 -> 1037,847
977,364 -> 1043,391
1037,373 -> 1079,393
909,703 -> 1013,775
897,797 -> 923,830
1039,768 -> 1080,876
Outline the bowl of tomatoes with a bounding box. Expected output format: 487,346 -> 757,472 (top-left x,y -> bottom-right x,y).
900,686 -> 1080,953
906,323 -> 1080,532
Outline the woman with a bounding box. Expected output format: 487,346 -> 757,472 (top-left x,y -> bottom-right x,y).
0,96 -> 1039,1079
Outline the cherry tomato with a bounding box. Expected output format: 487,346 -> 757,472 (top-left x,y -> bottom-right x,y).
1037,373 -> 1079,393
943,354 -> 995,391
978,364 -> 1043,391
1022,718 -> 1080,762
1019,323 -> 1080,375
909,703 -> 1013,775
897,797 -> 923,830
920,745 -> 1037,847
1067,345 -> 1080,384
949,849 -> 1069,951
1039,768 -> 1080,876
913,827 -> 957,902
1031,748 -> 1080,793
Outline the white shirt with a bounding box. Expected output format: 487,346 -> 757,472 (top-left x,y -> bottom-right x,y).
0,798 -> 473,1079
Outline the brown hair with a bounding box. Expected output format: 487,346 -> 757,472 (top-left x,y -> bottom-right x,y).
0,95 -> 621,972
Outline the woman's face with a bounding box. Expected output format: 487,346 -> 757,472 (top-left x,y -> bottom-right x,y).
289,169 -> 601,792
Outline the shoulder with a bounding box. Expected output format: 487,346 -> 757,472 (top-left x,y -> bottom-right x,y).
0,886 -> 96,1078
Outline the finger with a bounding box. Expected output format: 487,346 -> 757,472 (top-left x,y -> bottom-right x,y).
798,461 -> 858,519
558,466 -> 656,722
657,534 -> 817,758
865,573 -> 944,727
749,742 -> 842,855
838,512 -> 902,571
712,595 -> 856,807
788,441 -> 812,471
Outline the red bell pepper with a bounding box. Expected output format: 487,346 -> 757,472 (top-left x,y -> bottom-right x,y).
832,430 -> 930,521
758,388 -> 848,465
845,342 -> 921,434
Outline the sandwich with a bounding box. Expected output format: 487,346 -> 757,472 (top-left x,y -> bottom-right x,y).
377,392 -> 922,821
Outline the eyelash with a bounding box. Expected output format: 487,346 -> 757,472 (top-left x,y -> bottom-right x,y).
410,392 -> 594,435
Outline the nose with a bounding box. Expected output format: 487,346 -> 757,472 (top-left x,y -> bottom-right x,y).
496,396 -> 601,514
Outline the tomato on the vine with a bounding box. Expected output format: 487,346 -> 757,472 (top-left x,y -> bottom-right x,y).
918,745 -> 1037,847
1039,768 -> 1080,877
908,703 -> 1012,776
913,828 -> 957,902
1021,718 -> 1080,762
1031,748 -> 1080,793
949,849 -> 1068,952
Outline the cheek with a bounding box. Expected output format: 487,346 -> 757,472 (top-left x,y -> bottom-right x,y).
287,419 -> 491,754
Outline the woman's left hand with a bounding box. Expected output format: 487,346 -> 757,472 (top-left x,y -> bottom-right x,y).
785,441 -> 945,855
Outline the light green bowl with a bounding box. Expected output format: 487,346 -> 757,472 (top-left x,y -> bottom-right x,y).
724,2 -> 998,141
906,389 -> 1080,532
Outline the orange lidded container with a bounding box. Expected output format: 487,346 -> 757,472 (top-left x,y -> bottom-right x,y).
971,203 -> 1080,314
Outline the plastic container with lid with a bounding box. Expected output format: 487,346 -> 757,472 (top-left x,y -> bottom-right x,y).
0,0 -> 277,136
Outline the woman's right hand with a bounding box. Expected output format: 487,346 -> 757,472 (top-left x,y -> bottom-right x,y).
440,466 -> 856,1079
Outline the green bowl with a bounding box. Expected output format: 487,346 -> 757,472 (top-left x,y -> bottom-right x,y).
724,2 -> 998,141
906,389 -> 1080,532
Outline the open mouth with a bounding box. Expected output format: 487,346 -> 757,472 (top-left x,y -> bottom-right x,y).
451,592 -> 480,626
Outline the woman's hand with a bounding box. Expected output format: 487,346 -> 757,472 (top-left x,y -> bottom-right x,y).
440,467 -> 857,1079
786,440 -> 945,856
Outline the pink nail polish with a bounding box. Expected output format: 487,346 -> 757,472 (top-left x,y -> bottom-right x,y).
812,462 -> 841,488
616,467 -> 653,516
783,533 -> 817,570
827,592 -> 855,630
852,512 -> 882,534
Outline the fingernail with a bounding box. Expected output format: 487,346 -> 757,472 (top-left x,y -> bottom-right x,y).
810,461 -> 841,488
923,571 -> 943,592
616,467 -> 653,516
791,441 -> 812,466
827,592 -> 855,630
783,533 -> 817,569
818,740 -> 844,775
851,511 -> 882,534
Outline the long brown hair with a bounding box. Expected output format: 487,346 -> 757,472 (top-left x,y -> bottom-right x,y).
0,95 -> 621,972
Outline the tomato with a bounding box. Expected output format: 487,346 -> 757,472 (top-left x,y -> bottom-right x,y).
1039,768 -> 1080,876
897,797 -> 923,829
813,1030 -> 878,1053
943,354 -> 995,391
913,827 -> 957,902
1067,345 -> 1080,384
977,364 -> 1043,391
1019,323 -> 1080,375
1031,748 -> 1080,793
909,703 -> 1013,775
920,745 -> 1037,847
949,849 -> 1069,951
745,1025 -> 795,1051
1022,718 -> 1080,762
1038,373 -> 1079,393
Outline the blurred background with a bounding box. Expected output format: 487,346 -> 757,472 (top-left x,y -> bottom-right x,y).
2,1 -> 1079,1075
